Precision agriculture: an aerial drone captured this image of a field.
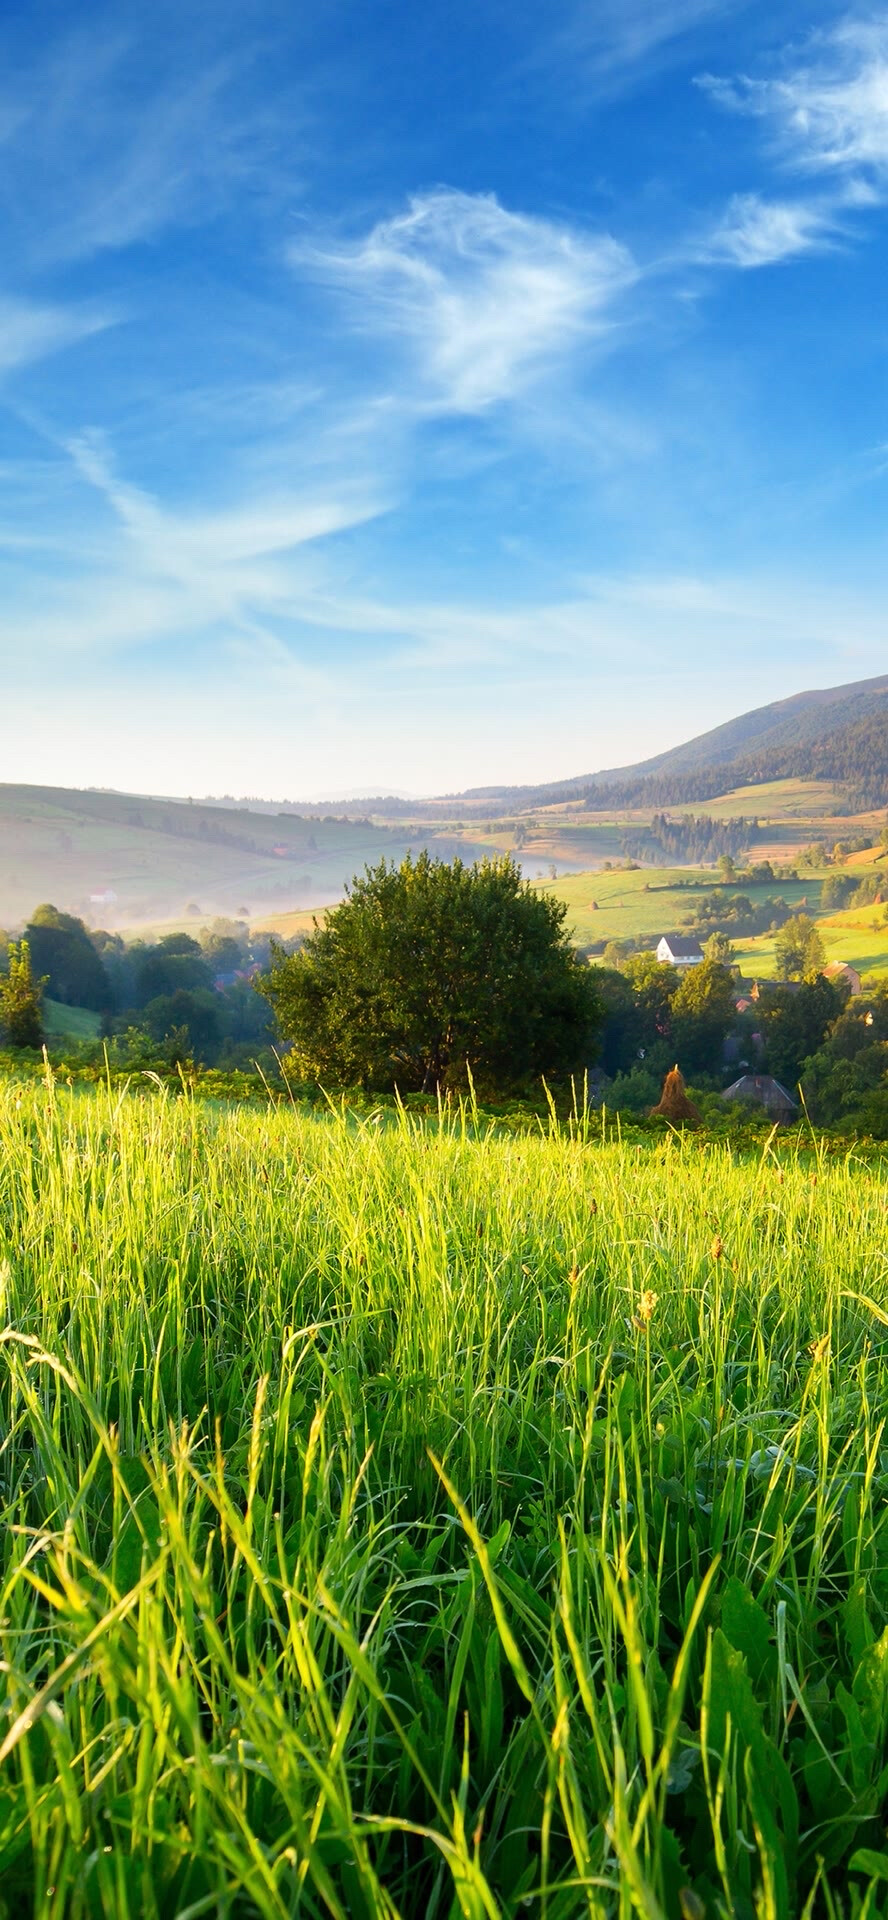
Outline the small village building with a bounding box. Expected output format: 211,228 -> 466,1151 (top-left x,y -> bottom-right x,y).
722,1074 -> 798,1123
823,960 -> 862,996
748,978 -> 800,1001
656,935 -> 704,968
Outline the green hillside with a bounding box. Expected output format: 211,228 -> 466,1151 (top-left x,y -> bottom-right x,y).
731,904 -> 888,983
43,998 -> 103,1040
622,670 -> 888,779
536,864 -> 823,947
0,784 -> 485,931
372,672 -> 888,815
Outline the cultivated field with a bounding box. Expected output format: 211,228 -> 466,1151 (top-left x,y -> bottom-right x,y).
1,1081 -> 888,1915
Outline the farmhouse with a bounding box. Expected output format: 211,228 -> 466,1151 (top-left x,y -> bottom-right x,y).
656,935 -> 704,968
823,960 -> 862,996
722,1074 -> 797,1123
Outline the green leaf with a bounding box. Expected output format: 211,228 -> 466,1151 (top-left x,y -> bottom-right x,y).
849,1849 -> 888,1882
487,1519 -> 511,1565
745,1747 -> 790,1920
853,1624 -> 888,1747
721,1576 -> 775,1690
707,1631 -> 798,1872
836,1683 -> 875,1796
844,1578 -> 876,1671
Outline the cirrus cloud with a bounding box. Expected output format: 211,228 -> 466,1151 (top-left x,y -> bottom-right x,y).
293,188 -> 637,414
703,190 -> 840,266
700,15 -> 888,181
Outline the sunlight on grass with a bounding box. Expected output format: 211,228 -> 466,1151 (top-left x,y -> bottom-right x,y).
1,1082 -> 887,1914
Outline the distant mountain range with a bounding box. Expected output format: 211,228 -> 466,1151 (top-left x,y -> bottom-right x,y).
600,671 -> 888,785
4,675 -> 887,929
339,671 -> 888,816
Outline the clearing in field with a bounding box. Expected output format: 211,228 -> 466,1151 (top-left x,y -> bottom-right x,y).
1,1081 -> 887,1914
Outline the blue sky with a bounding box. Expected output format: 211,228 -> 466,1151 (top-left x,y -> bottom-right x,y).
1,0 -> 887,799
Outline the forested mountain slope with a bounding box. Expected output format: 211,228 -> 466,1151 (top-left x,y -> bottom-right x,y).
412,674 -> 888,815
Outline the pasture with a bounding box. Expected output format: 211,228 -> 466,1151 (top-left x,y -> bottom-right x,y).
732,907 -> 888,983
536,868 -> 825,951
1,1080 -> 888,1915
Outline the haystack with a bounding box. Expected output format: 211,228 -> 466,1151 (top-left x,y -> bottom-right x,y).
650,1065 -> 701,1124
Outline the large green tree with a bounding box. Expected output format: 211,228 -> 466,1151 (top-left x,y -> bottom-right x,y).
760,975 -> 843,1089
0,940 -> 46,1049
774,913 -> 826,982
26,905 -> 111,1012
260,853 -> 602,1093
671,957 -> 737,1077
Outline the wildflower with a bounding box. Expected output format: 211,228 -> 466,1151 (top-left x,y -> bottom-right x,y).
633,1288 -> 658,1331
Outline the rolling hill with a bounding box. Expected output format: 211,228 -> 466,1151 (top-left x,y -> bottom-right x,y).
0,785 -> 485,930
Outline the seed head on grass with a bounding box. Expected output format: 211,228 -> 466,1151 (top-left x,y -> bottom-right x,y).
633,1288 -> 658,1332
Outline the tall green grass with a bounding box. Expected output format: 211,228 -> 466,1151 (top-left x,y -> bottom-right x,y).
1,1079 -> 888,1917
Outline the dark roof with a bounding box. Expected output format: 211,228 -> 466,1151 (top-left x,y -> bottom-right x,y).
658,935 -> 704,958
722,1074 -> 797,1111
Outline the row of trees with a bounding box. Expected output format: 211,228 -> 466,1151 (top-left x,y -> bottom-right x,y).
620,814 -> 760,867
0,908 -> 281,1067
3,858 -> 886,1131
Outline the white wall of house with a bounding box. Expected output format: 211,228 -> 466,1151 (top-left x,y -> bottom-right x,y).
656,937 -> 703,967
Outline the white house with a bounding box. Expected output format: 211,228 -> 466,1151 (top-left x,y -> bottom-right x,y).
656,935 -> 704,968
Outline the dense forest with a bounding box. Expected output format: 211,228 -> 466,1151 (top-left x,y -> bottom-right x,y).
358,685 -> 888,817
619,813 -> 760,865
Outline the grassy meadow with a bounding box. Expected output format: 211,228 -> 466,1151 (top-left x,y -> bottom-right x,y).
258,868 -> 829,953
537,869 -> 826,952
731,906 -> 888,984
2,1081 -> 888,1915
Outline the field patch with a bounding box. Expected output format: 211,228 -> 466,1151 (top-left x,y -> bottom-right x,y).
42,998 -> 103,1039
0,1083 -> 887,1912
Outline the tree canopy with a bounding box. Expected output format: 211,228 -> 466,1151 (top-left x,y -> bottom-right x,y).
260,852 -> 603,1094
0,940 -> 45,1049
25,905 -> 111,1013
774,913 -> 827,983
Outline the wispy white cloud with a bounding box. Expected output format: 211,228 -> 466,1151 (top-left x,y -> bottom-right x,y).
294,189 -> 637,413
0,23 -> 299,267
38,429 -> 386,677
698,16 -> 888,271
700,15 -> 888,183
67,432 -> 382,569
0,295 -> 112,374
521,0 -> 741,104
703,190 -> 840,266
